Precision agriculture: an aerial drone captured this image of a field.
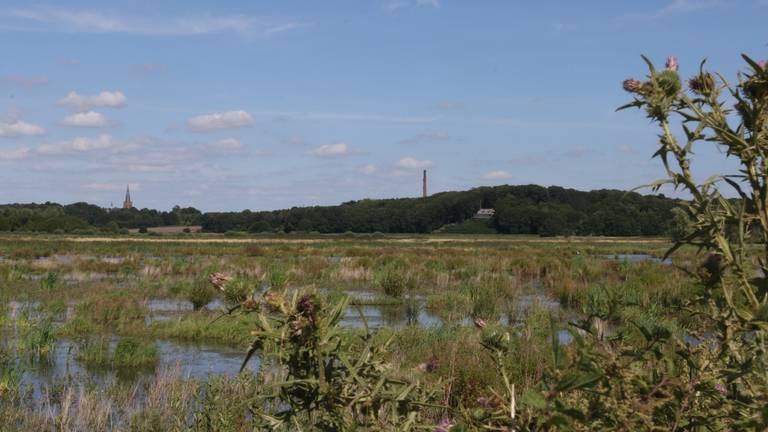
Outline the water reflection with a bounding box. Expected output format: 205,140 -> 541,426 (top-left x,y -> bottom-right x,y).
14,338 -> 259,402
604,254 -> 672,265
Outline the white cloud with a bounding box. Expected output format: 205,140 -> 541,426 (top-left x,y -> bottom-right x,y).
187,111 -> 254,132
483,117 -> 630,130
434,100 -> 464,110
619,144 -> 635,154
58,90 -> 126,110
210,138 -> 244,150
358,164 -> 377,174
0,146 -> 30,160
0,119 -> 46,137
71,135 -> 113,151
399,132 -> 449,144
308,143 -> 349,157
386,0 -> 440,10
267,110 -> 435,124
416,0 -> 441,8
5,8 -> 307,37
61,111 -> 110,127
38,134 -> 115,154
82,182 -> 139,191
127,164 -> 174,172
396,157 -> 432,169
615,0 -> 721,23
262,22 -> 308,36
483,170 -> 512,180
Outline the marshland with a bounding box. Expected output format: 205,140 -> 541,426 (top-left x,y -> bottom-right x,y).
0,233 -> 701,430
2,1 -> 768,429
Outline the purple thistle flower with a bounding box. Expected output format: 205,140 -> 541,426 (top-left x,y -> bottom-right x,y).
477,396 -> 500,409
473,318 -> 487,329
758,60 -> 767,70
208,272 -> 232,291
666,55 -> 679,72
715,383 -> 727,396
434,417 -> 453,432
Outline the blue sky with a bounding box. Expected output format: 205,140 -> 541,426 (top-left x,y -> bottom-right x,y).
0,0 -> 765,211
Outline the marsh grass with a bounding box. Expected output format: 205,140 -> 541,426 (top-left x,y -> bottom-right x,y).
0,345 -> 22,400
0,233 -> 710,430
77,337 -> 158,369
15,310 -> 56,361
426,291 -> 471,322
148,313 -> 255,346
39,271 -> 59,290
221,277 -> 252,306
268,264 -> 289,289
187,280 -> 215,310
61,291 -> 148,335
375,264 -> 410,298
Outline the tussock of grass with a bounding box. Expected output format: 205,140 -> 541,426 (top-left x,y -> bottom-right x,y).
77,337 -> 158,368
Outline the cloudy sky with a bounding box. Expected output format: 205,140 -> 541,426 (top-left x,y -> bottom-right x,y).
0,0 -> 764,211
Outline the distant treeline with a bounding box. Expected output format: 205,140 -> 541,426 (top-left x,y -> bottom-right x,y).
0,203 -> 202,234
0,185 -> 679,236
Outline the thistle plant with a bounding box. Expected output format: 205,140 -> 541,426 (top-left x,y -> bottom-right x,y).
498,54 -> 768,431
631,53 -> 768,429
211,276 -> 439,431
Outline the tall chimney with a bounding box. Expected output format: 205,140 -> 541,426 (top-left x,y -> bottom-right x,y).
422,169 -> 427,198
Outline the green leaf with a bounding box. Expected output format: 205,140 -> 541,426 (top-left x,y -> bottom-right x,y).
641,54 -> 657,74
520,389 -> 546,409
616,99 -> 643,111
741,53 -> 763,72
735,307 -> 754,321
630,179 -> 673,193
555,371 -> 603,392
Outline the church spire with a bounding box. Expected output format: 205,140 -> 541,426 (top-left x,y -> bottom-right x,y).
123,185 -> 133,209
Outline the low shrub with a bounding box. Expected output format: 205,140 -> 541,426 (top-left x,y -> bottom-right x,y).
376,267 -> 408,298
187,280 -> 215,310
78,337 -> 158,368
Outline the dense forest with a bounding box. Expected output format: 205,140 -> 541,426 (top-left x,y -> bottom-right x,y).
0,185 -> 679,236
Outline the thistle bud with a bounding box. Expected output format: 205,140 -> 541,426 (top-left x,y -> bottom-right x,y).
699,252 -> 725,286
426,354 -> 439,372
208,272 -> 231,291
623,78 -> 644,93
243,298 -> 258,310
264,291 -> 287,313
434,417 -> 454,432
476,395 -> 501,409
688,72 -> 715,96
297,294 -> 318,324
714,383 -> 727,396
666,55 -> 678,72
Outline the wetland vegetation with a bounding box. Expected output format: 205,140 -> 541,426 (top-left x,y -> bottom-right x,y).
0,233 -> 697,430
